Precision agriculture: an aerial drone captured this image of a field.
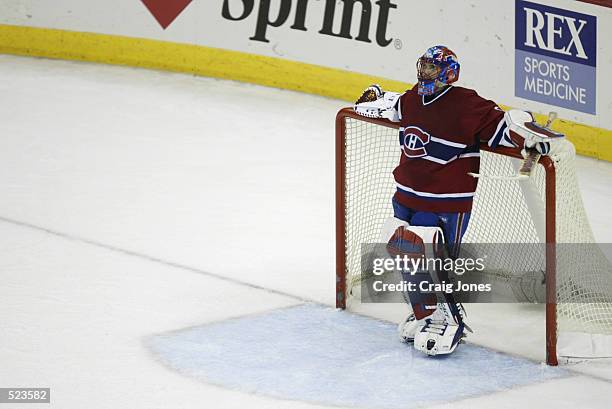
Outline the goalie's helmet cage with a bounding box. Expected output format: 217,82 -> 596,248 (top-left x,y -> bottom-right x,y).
417,45 -> 460,96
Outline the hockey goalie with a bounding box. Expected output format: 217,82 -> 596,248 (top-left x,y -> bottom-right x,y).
353,45 -> 561,357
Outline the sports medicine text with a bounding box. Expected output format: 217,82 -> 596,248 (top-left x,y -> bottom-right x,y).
523,56 -> 587,104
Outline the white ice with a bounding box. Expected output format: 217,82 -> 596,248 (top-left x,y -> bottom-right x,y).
1,55 -> 612,408
148,303 -> 569,409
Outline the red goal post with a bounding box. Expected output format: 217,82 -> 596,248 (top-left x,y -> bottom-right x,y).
335,107 -> 559,365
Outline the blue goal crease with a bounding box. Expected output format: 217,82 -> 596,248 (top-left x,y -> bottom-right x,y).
147,303 -> 570,409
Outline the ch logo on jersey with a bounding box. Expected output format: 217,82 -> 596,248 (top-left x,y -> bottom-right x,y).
402,127 -> 431,158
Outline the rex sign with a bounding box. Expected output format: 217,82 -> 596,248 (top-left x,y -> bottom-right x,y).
515,0 -> 597,114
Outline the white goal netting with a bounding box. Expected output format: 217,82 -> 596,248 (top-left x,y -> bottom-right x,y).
339,111 -> 612,360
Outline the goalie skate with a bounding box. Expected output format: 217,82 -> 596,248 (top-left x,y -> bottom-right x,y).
414,318 -> 465,356
398,313 -> 420,343
413,303 -> 468,356
399,303 -> 469,345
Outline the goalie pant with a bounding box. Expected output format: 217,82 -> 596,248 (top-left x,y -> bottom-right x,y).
389,200 -> 470,321
392,199 -> 470,259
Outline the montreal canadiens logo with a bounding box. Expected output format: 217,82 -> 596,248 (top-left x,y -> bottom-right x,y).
402,127 -> 431,158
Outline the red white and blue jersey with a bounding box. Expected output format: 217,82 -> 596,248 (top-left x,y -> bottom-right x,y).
393,85 -> 512,213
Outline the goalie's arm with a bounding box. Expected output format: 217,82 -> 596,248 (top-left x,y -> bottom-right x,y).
353,85 -> 402,123
483,110 -> 552,156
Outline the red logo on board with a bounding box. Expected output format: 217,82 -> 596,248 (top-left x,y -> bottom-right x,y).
141,0 -> 193,29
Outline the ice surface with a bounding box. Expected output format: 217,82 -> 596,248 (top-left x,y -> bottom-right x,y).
1,54 -> 612,408
149,303 -> 568,409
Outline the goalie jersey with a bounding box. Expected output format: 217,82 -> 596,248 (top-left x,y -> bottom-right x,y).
388,85 -> 510,213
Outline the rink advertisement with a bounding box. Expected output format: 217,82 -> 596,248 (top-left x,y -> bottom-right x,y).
219,0 -> 397,47
141,0 -> 194,29
515,0 -> 597,114
1,0 -> 611,160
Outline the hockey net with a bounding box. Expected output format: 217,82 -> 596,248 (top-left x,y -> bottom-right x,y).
335,108 -> 612,365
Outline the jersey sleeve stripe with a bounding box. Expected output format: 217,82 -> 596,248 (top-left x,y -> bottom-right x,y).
498,128 -> 517,148
487,117 -> 509,148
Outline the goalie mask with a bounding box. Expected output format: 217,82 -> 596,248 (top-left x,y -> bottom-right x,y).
416,46 -> 460,96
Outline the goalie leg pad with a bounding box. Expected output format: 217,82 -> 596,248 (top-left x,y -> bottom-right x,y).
387,225 -> 445,321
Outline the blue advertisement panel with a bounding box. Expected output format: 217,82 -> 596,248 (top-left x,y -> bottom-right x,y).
515,0 -> 597,114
